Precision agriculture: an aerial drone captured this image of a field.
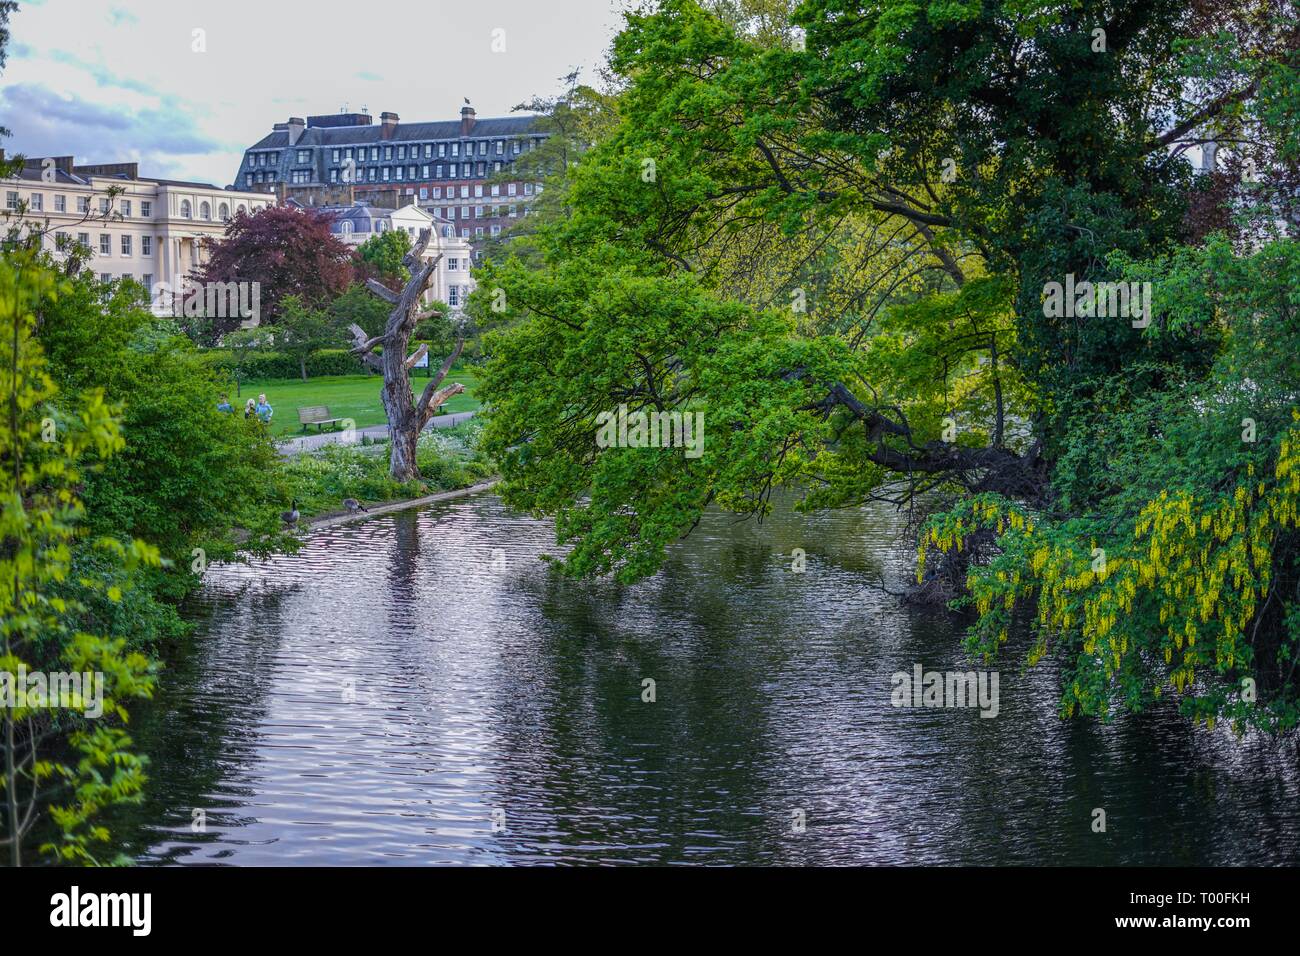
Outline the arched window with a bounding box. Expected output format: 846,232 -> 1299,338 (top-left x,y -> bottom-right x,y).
200,201 -> 211,220
341,221 -> 353,235
180,199 -> 192,219
219,203 -> 229,221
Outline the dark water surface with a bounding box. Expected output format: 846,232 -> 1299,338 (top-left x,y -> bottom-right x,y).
112,492 -> 1300,865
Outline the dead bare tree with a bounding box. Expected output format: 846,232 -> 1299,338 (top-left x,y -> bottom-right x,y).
349,228 -> 465,481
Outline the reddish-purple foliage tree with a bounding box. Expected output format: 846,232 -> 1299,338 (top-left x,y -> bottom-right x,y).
195,205 -> 355,338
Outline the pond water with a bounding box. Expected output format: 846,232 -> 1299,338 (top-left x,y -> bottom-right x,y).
111,491 -> 1300,865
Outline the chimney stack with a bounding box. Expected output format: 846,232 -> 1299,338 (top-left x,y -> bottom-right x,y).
380,111 -> 399,140
460,104 -> 476,138
286,117 -> 306,145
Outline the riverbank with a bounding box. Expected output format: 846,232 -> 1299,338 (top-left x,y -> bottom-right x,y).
304,479 -> 500,531
282,420 -> 493,523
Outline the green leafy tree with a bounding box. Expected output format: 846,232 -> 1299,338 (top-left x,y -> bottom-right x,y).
479,0 -> 1300,729
36,273 -> 295,612
275,294 -> 347,381
1,253 -> 160,866
355,229 -> 412,290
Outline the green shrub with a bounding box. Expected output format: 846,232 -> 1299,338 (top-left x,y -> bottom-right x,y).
202,347 -> 369,380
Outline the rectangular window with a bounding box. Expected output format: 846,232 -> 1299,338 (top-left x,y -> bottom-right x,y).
332,149 -> 340,163
421,165 -> 429,178
382,167 -> 391,181
432,187 -> 442,199
384,146 -> 393,160
479,141 -> 488,155
143,273 -> 153,290
397,146 -> 406,159
78,232 -> 90,248
513,140 -> 521,154
99,233 -> 111,254
496,140 -> 504,155
55,194 -> 66,212
419,187 -> 428,200
493,161 -> 501,173
370,147 -> 379,161
490,225 -> 500,236
121,235 -> 132,256
297,149 -> 310,163
508,204 -> 517,217
394,167 -> 403,180
438,144 -> 446,157
77,196 -> 90,213
100,273 -> 112,284
100,198 -> 111,213
368,168 -> 376,181
4,191 -> 17,210
474,184 -> 483,198
507,183 -> 518,196
448,285 -> 459,306
448,257 -> 458,271
461,227 -> 469,238
461,205 -> 469,219
475,226 -> 484,237
142,236 -> 152,255
141,200 -> 151,217
446,207 -> 455,219
490,184 -> 500,197
30,192 -> 43,211
524,183 -> 534,196
451,143 -> 459,157
474,206 -> 483,218
120,199 -> 131,216
459,185 -> 469,199
345,148 -> 354,160
330,169 -> 339,183
435,165 -> 443,178
424,145 -> 432,158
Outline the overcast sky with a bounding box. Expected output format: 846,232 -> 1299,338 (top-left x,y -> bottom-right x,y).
1,0 -> 630,186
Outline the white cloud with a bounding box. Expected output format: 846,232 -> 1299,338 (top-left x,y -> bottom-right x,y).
2,0 -> 629,185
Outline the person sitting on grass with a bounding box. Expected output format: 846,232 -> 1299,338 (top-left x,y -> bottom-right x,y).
255,393 -> 274,423
217,393 -> 233,413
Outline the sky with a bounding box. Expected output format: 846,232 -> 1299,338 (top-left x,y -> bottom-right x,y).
1,0 -> 632,186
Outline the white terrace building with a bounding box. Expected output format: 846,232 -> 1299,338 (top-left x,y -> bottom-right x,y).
315,199 -> 476,310
2,157 -> 273,292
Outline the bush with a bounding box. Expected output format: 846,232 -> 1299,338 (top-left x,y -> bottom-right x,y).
282,421 -> 493,518
203,347 -> 369,380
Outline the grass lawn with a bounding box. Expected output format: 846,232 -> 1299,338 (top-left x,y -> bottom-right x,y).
231,365 -> 482,437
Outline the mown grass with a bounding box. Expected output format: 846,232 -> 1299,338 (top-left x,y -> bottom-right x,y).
230,365 -> 482,437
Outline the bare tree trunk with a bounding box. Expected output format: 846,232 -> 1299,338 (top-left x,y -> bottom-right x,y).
349,229 -> 466,482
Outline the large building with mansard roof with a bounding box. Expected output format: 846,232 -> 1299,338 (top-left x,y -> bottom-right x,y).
236,103 -> 547,244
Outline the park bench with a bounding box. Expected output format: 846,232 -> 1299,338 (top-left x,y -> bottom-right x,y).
297,405 -> 346,433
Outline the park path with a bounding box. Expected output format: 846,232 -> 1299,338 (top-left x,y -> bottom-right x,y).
276,410 -> 477,456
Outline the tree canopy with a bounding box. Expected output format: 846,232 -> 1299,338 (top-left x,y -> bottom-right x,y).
477,0 -> 1300,731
